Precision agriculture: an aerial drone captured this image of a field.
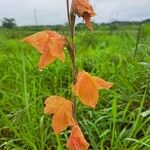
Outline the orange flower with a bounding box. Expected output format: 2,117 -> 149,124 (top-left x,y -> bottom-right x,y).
72,0 -> 96,31
67,125 -> 89,150
44,96 -> 76,134
72,71 -> 113,108
22,30 -> 66,69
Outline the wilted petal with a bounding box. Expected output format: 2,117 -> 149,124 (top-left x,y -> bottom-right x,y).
72,0 -> 96,31
67,125 -> 89,150
82,12 -> 93,31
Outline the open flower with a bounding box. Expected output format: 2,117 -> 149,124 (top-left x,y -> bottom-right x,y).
44,96 -> 76,134
67,125 -> 89,150
72,71 -> 113,108
72,0 -> 96,31
22,30 -> 66,69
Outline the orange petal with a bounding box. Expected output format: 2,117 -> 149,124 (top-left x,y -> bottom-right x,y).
22,30 -> 66,68
46,30 -> 66,62
72,0 -> 96,17
82,12 -> 93,31
92,77 -> 113,90
44,96 -> 72,115
48,38 -> 65,62
73,71 -> 99,108
52,107 -> 76,134
72,0 -> 96,31
22,31 -> 49,53
38,50 -> 56,69
67,125 -> 89,150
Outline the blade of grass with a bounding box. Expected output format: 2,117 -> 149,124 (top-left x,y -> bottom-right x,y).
111,92 -> 117,148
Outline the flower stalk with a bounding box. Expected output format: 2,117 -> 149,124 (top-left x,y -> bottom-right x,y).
66,0 -> 77,118
21,1 -> 113,149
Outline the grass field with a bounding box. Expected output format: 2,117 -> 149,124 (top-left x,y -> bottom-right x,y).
0,24 -> 150,150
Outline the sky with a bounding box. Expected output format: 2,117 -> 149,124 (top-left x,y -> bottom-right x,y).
0,0 -> 150,26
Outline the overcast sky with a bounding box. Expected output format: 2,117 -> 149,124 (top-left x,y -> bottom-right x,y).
0,0 -> 150,26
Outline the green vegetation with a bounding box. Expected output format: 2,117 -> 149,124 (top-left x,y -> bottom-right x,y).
0,23 -> 150,150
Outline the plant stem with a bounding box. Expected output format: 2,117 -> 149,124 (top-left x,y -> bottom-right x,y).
66,0 -> 77,118
66,0 -> 72,32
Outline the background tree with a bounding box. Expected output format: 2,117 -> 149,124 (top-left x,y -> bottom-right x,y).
1,18 -> 17,29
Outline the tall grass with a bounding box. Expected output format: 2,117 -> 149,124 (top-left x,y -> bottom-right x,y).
0,24 -> 150,149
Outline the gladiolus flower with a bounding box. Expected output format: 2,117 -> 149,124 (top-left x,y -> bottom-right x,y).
72,0 -> 96,31
44,96 -> 76,134
67,125 -> 89,150
72,71 -> 113,108
22,30 -> 66,69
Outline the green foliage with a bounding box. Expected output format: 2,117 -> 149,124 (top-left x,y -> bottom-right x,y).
1,18 -> 17,29
0,24 -> 150,149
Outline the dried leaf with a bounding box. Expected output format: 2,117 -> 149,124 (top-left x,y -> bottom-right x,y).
72,0 -> 96,31
72,71 -> 113,108
22,30 -> 66,69
67,125 -> 89,150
